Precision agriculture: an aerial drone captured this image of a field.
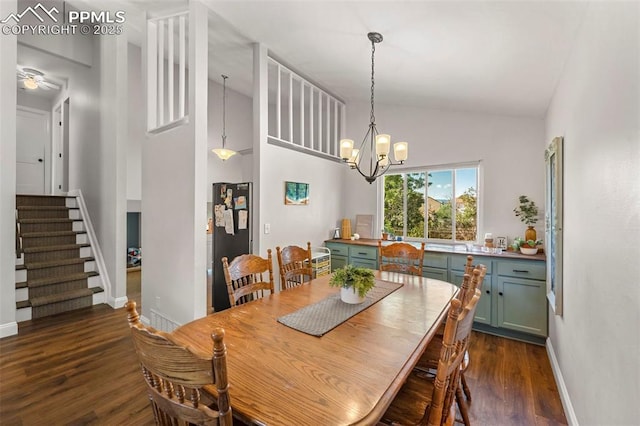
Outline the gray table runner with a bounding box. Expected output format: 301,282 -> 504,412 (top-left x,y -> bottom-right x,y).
277,280 -> 403,336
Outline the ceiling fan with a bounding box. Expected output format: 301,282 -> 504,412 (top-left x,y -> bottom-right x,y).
17,67 -> 61,91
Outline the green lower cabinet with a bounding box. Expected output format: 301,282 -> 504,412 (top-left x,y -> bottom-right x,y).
496,276 -> 547,337
423,267 -> 448,281
351,258 -> 377,269
331,256 -> 347,271
449,269 -> 492,325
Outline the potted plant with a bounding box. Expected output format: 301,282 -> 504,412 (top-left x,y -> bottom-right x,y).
329,264 -> 376,304
513,195 -> 539,241
512,237 -> 543,255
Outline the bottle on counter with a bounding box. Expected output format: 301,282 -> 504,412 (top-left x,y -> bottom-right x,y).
484,232 -> 494,248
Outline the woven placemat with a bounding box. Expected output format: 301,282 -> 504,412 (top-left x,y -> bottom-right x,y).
277,280 -> 403,336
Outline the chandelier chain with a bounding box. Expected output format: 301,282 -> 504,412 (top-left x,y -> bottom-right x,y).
222,74 -> 228,145
370,40 -> 376,125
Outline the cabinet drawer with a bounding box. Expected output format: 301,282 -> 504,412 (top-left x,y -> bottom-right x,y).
348,245 -> 378,261
325,242 -> 348,256
351,258 -> 377,270
423,252 -> 448,269
450,254 -> 492,273
497,260 -> 546,280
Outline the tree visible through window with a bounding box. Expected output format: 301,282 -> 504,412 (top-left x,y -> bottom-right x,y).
383,166 -> 478,242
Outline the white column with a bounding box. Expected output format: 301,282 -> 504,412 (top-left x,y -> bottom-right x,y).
0,0 -> 18,338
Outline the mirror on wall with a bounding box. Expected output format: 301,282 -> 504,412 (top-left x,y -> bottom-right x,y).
545,136 -> 563,316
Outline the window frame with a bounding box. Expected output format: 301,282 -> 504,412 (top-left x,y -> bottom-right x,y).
377,161 -> 482,244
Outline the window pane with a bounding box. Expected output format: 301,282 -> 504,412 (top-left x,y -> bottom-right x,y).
427,171 -> 453,240
384,174 -> 404,236
406,172 -> 425,238
455,168 -> 478,241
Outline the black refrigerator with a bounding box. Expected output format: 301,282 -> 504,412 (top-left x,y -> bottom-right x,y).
211,182 -> 252,311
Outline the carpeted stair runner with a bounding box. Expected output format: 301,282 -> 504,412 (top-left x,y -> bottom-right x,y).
15,195 -> 103,320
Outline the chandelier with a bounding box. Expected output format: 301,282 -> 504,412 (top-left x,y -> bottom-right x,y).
212,75 -> 237,161
339,32 -> 408,184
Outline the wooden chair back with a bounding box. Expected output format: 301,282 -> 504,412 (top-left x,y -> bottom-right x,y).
276,242 -> 313,291
126,301 -> 232,426
378,241 -> 425,276
222,250 -> 274,307
456,263 -> 487,306
427,290 -> 481,426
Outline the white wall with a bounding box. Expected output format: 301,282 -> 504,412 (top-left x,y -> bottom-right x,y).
0,0 -> 18,338
207,75 -> 254,197
126,43 -> 143,203
343,101 -> 545,242
16,92 -> 52,111
259,143 -> 344,258
98,34 -> 128,307
545,3 -> 640,425
127,42 -> 253,205
141,2 -> 209,326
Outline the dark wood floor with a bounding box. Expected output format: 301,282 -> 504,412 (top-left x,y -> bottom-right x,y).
0,270 -> 566,425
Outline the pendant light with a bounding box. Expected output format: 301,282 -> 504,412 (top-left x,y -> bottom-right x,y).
339,32 -> 408,184
212,75 -> 237,161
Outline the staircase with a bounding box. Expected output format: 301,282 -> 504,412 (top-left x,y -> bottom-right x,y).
15,195 -> 104,322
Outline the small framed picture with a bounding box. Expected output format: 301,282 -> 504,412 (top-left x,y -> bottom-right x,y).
495,236 -> 508,250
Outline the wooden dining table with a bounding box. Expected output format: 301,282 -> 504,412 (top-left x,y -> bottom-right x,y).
172,270 -> 458,426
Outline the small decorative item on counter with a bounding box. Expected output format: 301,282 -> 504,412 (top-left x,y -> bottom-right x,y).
341,219 -> 352,240
512,237 -> 543,255
353,233 -> 360,240
513,195 -> 539,241
484,232 -> 494,248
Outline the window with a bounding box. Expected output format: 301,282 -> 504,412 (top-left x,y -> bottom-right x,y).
382,164 -> 479,242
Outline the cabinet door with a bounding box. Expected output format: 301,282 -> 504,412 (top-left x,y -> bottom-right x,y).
331,255 -> 347,271
450,270 -> 492,325
497,276 -> 547,337
423,267 -> 448,281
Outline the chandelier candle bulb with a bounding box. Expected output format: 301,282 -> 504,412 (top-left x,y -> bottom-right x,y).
394,142 -> 408,162
340,139 -> 354,159
375,134 -> 391,157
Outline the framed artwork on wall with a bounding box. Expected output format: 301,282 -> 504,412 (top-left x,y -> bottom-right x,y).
545,136 -> 564,316
284,182 -> 309,205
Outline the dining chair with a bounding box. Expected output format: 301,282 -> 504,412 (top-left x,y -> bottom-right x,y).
222,250 -> 275,307
414,264 -> 488,426
378,241 -> 426,276
125,301 -> 233,426
380,289 -> 481,426
276,242 -> 313,291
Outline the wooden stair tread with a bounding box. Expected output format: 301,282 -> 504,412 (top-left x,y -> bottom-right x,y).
20,230 -> 87,238
18,218 -> 82,224
16,271 -> 99,289
29,288 -> 96,307
16,206 -> 77,210
23,243 -> 91,254
16,194 -> 72,198
22,256 -> 95,270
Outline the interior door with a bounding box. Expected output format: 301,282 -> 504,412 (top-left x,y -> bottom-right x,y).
16,107 -> 49,194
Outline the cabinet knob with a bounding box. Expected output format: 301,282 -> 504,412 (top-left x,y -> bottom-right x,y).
498,291 -> 504,296
485,290 -> 490,294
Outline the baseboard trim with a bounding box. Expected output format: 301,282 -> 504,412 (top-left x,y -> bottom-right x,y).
546,337 -> 578,425
0,321 -> 18,338
109,296 -> 128,309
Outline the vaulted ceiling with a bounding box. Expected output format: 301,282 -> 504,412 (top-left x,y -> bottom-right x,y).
43,1 -> 590,118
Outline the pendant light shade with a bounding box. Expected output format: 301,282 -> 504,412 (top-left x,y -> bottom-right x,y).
212,75 -> 237,161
